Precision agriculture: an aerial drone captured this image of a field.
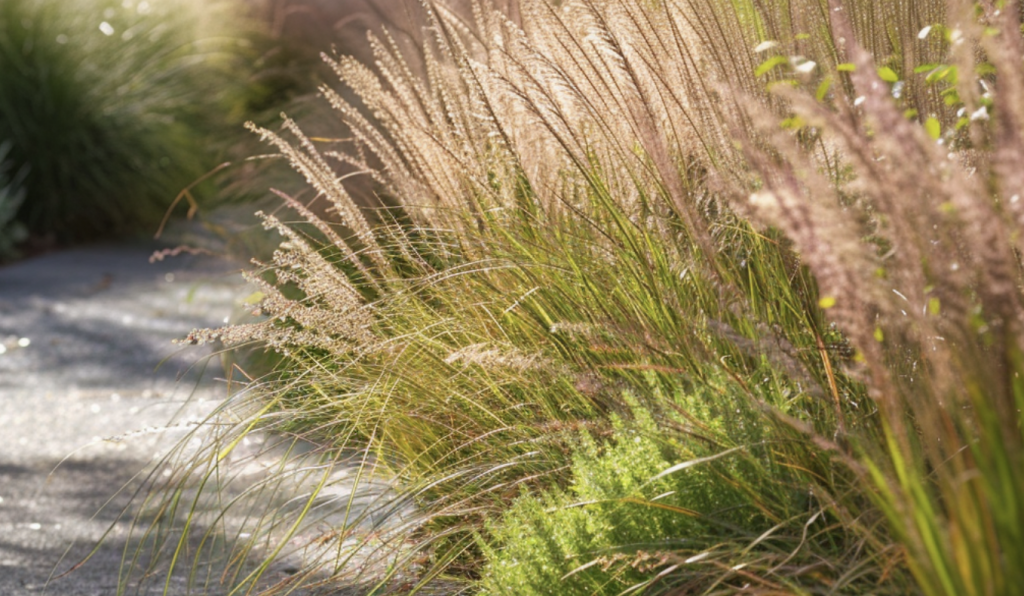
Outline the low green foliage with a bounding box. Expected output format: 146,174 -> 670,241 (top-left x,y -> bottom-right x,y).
480,382 -> 772,595
479,370 -> 916,594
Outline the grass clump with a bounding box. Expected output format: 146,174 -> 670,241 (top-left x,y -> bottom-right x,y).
0,141 -> 27,260
0,0 -> 250,243
118,0 -> 1024,594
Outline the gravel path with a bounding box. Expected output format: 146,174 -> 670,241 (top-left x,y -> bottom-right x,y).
0,242 -> 249,595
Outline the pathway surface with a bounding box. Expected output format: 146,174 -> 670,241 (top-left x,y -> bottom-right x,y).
0,241 -> 249,595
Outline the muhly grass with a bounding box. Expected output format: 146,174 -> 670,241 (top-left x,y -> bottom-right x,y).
110,0 -> 1024,594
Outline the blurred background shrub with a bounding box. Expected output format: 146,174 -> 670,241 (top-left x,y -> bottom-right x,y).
0,141 -> 28,259
0,0 -> 505,252
0,0 -> 265,245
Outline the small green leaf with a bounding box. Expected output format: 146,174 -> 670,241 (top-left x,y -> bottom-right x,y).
837,63 -> 856,72
904,108 -> 919,119
878,67 -> 899,82
914,63 -> 942,74
925,117 -> 941,140
818,296 -> 837,309
874,327 -> 885,342
795,33 -> 811,40
956,117 -> 970,130
767,79 -> 800,90
928,298 -> 941,315
781,116 -> 806,129
243,291 -> 266,305
816,77 -> 833,101
755,55 -> 788,77
925,66 -> 949,83
926,65 -> 957,84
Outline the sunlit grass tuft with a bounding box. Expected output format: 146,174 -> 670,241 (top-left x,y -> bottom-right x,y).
119,0 -> 1024,594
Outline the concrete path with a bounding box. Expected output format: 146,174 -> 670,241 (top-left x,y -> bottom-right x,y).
0,241 -> 248,595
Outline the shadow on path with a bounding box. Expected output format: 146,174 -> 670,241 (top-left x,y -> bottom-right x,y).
0,241 -> 248,595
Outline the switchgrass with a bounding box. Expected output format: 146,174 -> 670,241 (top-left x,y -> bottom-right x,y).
0,0 -> 251,242
120,0 -> 1023,594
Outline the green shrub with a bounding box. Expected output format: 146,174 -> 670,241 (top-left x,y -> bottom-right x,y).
481,380 -> 789,595
0,0 -> 248,242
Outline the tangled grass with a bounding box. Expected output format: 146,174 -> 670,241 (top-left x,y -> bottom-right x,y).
114,0 -> 1024,594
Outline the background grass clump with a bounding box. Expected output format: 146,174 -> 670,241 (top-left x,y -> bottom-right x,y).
0,0 -> 253,244
0,141 -> 28,260
115,0 -> 1024,595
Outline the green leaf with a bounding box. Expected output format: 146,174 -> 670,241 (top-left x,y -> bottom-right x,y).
926,65 -> 957,84
904,108 -> 919,119
925,117 -> 941,140
928,298 -> 941,316
837,63 -> 856,72
794,33 -> 811,40
914,63 -> 942,74
781,116 -> 806,130
816,77 -> 833,101
874,327 -> 885,342
755,55 -> 788,77
818,296 -> 837,309
767,79 -> 800,90
877,67 -> 899,82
